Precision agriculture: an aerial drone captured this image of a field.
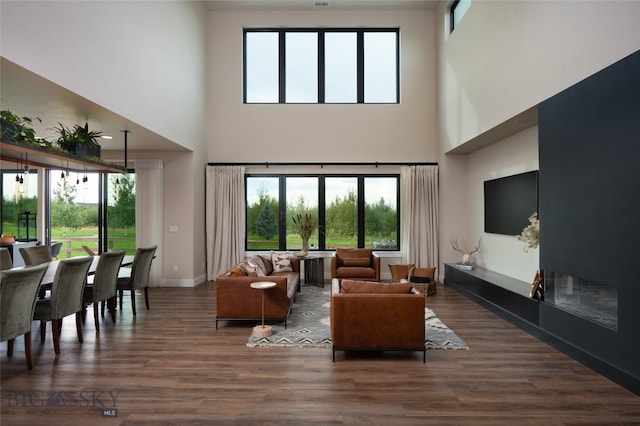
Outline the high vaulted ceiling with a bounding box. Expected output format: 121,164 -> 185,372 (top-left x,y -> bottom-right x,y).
1,0 -> 440,158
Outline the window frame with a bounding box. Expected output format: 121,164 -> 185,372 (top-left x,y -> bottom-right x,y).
243,27 -> 400,104
450,0 -> 470,33
245,173 -> 400,251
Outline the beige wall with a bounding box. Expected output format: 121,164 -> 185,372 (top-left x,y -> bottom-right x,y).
207,8 -> 437,163
436,0 -> 640,281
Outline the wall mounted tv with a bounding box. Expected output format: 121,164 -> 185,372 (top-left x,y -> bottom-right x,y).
484,171 -> 538,236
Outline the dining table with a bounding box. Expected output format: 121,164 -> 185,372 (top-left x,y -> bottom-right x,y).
37,254 -> 135,287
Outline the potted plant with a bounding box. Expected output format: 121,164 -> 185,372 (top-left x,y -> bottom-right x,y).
292,212 -> 317,255
54,122 -> 102,158
0,109 -> 51,148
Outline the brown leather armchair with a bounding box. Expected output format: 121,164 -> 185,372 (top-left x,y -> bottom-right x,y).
330,279 -> 426,362
330,248 -> 380,282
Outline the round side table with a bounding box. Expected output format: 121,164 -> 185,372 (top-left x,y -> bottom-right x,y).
250,281 -> 277,338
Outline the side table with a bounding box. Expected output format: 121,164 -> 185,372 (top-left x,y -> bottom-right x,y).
250,281 -> 277,338
297,256 -> 324,288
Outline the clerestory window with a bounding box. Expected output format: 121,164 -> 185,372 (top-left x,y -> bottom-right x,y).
244,28 -> 399,104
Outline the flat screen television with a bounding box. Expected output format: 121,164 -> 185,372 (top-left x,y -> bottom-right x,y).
484,171 -> 538,235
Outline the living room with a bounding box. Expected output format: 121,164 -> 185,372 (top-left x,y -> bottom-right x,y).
1,0 -> 639,418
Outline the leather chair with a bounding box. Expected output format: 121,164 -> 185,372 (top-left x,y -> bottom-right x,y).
33,256 -> 92,355
83,251 -> 125,332
117,246 -> 157,316
19,245 -> 53,266
331,248 -> 380,282
330,279 -> 426,362
0,264 -> 48,369
0,247 -> 13,270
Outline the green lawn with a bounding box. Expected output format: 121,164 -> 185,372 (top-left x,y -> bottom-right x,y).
1,224 -> 136,259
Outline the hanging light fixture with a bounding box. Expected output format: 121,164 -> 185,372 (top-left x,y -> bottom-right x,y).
82,166 -> 89,190
18,154 -> 25,194
15,156 -> 21,204
22,153 -> 29,196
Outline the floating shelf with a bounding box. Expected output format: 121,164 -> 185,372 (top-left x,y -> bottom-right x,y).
1,140 -> 125,173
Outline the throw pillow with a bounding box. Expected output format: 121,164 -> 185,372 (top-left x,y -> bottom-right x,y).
271,251 -> 293,272
259,255 -> 274,275
336,248 -> 372,259
249,255 -> 268,276
342,257 -> 371,267
246,259 -> 266,276
228,265 -> 246,277
340,280 -> 413,294
238,261 -> 260,276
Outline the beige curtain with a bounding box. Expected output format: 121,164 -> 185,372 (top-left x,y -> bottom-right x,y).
401,165 -> 439,269
206,166 -> 245,280
135,159 -> 163,286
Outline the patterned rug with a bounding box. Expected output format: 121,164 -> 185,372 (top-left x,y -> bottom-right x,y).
247,285 -> 469,350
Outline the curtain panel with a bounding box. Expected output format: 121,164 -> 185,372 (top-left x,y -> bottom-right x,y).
206,166 -> 245,280
401,165 -> 439,270
135,159 -> 164,286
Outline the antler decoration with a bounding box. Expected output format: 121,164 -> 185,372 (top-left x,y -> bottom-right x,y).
451,238 -> 480,265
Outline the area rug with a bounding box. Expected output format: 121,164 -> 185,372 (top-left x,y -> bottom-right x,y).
247,286 -> 469,350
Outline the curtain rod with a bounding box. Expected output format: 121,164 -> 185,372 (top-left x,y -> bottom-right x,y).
207,161 -> 438,168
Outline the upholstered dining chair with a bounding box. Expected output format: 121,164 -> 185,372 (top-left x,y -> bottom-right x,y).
83,251 -> 125,332
117,246 -> 157,316
33,256 -> 92,355
19,245 -> 53,266
0,247 -> 13,270
50,241 -> 63,260
1,264 -> 48,369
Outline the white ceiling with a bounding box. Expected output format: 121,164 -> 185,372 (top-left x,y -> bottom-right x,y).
1,58 -> 181,154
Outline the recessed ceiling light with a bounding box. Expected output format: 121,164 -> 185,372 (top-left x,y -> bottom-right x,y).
101,135 -> 113,140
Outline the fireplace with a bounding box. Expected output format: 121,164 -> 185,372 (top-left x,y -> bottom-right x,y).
543,271 -> 618,330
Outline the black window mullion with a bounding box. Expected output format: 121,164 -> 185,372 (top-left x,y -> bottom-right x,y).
357,177 -> 365,248
318,30 -> 325,104
357,31 -> 364,104
279,30 -> 286,104
278,175 -> 287,249
395,30 -> 400,103
318,176 -> 326,249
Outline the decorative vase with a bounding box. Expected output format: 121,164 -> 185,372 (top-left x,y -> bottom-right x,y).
301,238 -> 309,255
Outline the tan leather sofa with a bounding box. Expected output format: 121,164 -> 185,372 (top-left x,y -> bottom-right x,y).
330,279 -> 426,362
330,248 -> 380,282
216,255 -> 299,329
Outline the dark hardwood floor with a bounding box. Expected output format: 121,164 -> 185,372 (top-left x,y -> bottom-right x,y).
2,282 -> 639,425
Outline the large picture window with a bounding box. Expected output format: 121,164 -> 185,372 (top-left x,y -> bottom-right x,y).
245,174 -> 399,251
244,28 -> 399,104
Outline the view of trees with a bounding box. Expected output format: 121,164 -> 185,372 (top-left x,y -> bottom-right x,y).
1,194 -> 37,236
247,186 -> 397,249
108,174 -> 135,234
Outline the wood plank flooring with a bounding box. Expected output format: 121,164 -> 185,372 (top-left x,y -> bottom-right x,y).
2,282 -> 639,425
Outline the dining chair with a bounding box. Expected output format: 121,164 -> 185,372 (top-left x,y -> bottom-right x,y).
33,256 -> 92,355
19,245 -> 53,266
83,251 -> 125,332
50,241 -> 63,260
117,246 -> 157,316
1,264 -> 48,369
81,245 -> 97,256
0,247 -> 13,270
